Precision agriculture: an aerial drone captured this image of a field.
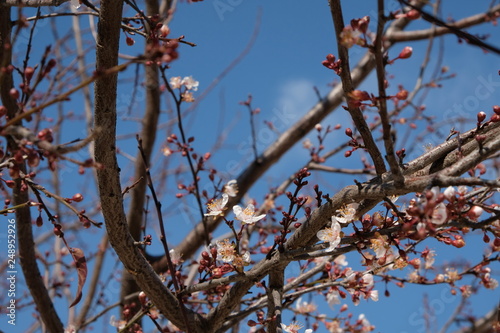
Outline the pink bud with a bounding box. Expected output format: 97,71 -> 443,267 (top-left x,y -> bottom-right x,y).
398,46 -> 413,59
9,88 -> 19,100
72,193 -> 84,202
24,67 -> 35,82
406,9 -> 421,20
138,291 -> 147,305
326,54 -> 336,62
494,238 -> 500,247
483,233 -> 490,243
467,206 -> 483,221
477,111 -> 487,123
160,24 -> 170,37
349,89 -> 370,101
396,89 -> 408,100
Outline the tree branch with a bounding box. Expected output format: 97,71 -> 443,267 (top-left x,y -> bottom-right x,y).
329,0 -> 387,175
388,3 -> 500,50
0,6 -> 64,332
0,0 -> 68,7
92,0 -> 205,330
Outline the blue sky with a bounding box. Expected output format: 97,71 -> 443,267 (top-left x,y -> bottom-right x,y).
1,0 -> 500,332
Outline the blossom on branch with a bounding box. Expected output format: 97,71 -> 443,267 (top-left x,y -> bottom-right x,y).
205,193 -> 229,218
335,203 -> 359,224
169,75 -> 199,91
169,76 -> 182,89
233,203 -> 266,225
181,76 -> 199,91
215,239 -> 236,263
280,321 -> 312,333
223,179 -> 239,197
431,202 -> 447,225
317,217 -> 342,251
339,25 -> 362,48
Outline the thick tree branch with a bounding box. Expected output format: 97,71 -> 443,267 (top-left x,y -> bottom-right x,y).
121,0 -> 161,315
286,120 -> 500,251
266,268 -> 285,333
92,0 -> 205,330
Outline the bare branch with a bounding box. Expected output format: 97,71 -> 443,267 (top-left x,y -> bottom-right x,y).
329,0 -> 387,175
0,0 -> 68,7
387,3 -> 500,48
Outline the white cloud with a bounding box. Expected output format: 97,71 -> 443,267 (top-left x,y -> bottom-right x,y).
275,78 -> 316,118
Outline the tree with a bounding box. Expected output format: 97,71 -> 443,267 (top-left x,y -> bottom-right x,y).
0,0 -> 499,332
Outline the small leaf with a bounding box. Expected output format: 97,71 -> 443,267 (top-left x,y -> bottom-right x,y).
69,247 -> 87,308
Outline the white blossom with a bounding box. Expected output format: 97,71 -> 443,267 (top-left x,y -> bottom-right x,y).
233,204 -> 266,225
431,202 -> 447,225
335,203 -> 359,224
317,217 -> 342,251
223,179 -> 239,197
205,194 -> 229,217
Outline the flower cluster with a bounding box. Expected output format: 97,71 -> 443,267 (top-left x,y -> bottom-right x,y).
201,180 -> 266,274
169,76 -> 199,102
321,54 -> 342,75
205,180 -> 265,224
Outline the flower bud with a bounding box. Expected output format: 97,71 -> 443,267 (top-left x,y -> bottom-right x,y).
9,88 -> 19,100
24,67 -> 35,82
160,24 -> 170,37
398,46 -> 413,59
396,89 -> 408,100
138,291 -> 148,305
406,9 -> 421,20
326,54 -> 336,62
349,89 -> 370,101
477,111 -> 487,123
72,193 -> 84,202
126,36 -> 135,46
